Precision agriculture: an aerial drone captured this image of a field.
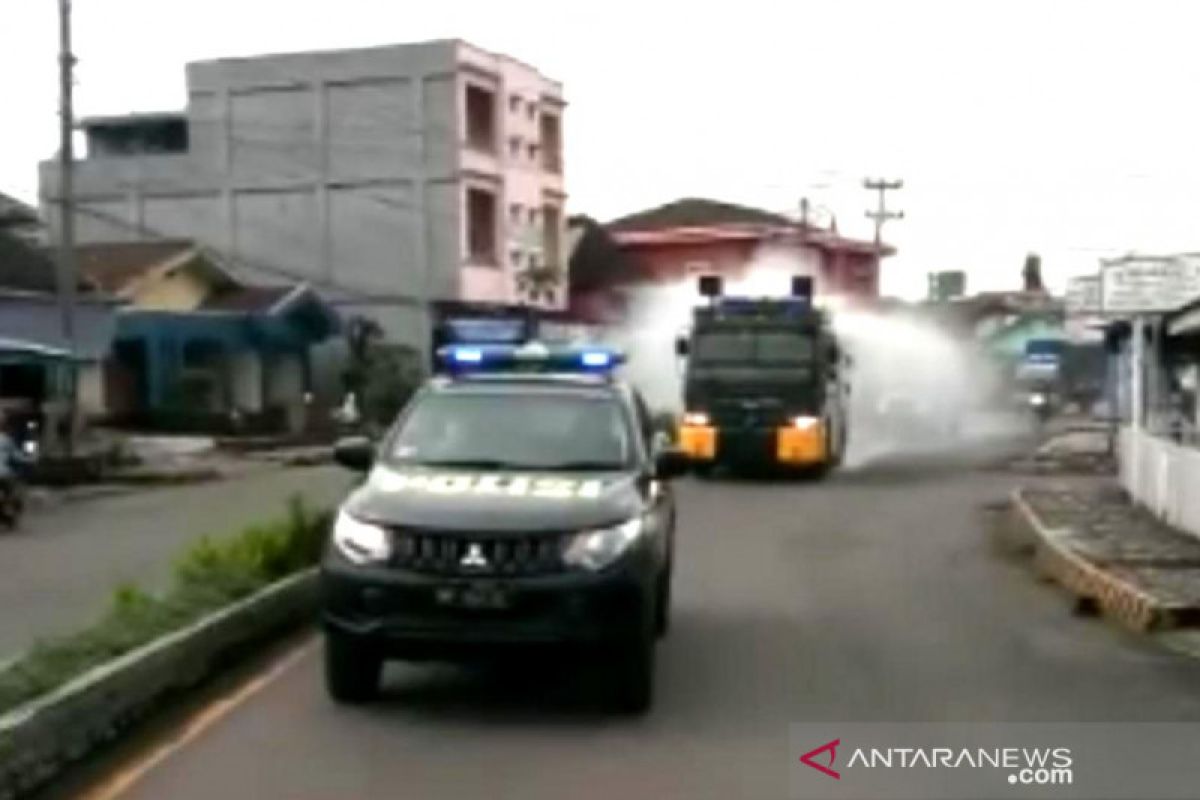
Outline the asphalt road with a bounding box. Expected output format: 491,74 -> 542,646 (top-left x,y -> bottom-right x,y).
0,465 -> 352,658
67,448 -> 1200,799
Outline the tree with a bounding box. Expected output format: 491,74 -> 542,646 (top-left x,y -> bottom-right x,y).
341,316 -> 383,396
359,344 -> 423,428
1022,253 -> 1044,293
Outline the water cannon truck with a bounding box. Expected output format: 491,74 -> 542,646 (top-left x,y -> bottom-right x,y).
674,275 -> 850,476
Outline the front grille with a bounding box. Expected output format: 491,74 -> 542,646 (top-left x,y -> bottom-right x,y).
711,400 -> 787,429
389,528 -> 567,577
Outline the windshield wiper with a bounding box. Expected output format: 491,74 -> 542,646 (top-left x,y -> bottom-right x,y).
411,458 -> 528,470
543,460 -> 625,471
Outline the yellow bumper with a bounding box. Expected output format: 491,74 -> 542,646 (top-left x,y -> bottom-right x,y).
678,424 -> 717,461
776,422 -> 827,464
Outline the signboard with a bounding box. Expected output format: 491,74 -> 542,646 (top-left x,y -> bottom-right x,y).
1065,275 -> 1102,315
442,317 -> 528,344
928,271 -> 966,302
1100,256 -> 1200,314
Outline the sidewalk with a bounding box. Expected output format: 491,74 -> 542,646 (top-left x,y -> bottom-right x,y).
1009,482 -> 1200,632
26,446 -> 334,510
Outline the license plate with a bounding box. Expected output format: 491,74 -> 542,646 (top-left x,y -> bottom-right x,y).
434,583 -> 510,610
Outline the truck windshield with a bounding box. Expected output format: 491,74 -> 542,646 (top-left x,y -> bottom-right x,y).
693,331 -> 813,364
386,390 -> 632,470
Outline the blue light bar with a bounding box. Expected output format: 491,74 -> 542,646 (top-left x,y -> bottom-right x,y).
435,342 -> 625,375
452,347 -> 483,364
581,350 -> 612,368
715,297 -> 813,317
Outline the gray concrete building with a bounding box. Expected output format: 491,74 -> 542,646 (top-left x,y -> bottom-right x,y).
40,39 -> 568,359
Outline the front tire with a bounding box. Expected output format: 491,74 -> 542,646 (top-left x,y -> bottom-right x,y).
324,632 -> 383,705
654,568 -> 672,638
611,633 -> 655,714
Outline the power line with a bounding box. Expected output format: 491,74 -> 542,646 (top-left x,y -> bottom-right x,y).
863,177 -> 904,248
55,0 -> 79,455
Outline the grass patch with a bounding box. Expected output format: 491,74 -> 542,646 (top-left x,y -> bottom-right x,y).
0,496 -> 331,715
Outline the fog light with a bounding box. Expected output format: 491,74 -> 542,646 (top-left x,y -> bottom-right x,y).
683,411 -> 710,427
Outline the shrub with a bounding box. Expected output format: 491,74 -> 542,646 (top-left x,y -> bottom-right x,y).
0,495 -> 331,714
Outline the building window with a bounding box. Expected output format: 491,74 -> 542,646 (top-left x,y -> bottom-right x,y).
540,113 -> 562,173
465,84 -> 497,153
509,94 -> 522,114
467,187 -> 498,266
542,204 -> 562,268
510,248 -> 523,268
527,143 -> 540,162
527,253 -> 541,270
509,202 -> 523,225
527,102 -> 537,121
508,136 -> 522,159
528,208 -> 539,226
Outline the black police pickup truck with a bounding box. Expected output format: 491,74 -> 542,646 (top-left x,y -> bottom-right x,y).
321,342 -> 688,713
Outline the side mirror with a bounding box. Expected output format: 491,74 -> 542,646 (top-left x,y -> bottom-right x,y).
654,447 -> 690,480
675,336 -> 690,357
333,435 -> 375,472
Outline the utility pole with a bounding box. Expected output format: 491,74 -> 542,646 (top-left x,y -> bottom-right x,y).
56,0 -> 79,455
863,178 -> 904,248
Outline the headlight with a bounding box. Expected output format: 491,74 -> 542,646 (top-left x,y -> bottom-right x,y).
682,411 -> 710,427
1030,393 -> 1047,407
562,517 -> 645,571
332,509 -> 392,564
791,415 -> 820,430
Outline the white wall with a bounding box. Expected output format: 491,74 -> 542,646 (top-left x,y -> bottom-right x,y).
1120,427 -> 1200,540
77,363 -> 106,418
231,351 -> 263,412
265,353 -> 305,434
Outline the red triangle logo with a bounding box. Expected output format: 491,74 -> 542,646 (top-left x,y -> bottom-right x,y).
799,738 -> 841,780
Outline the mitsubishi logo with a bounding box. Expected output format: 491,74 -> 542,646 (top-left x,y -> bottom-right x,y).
459,542 -> 489,570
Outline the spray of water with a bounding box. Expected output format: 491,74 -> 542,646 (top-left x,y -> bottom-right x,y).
602,245 -> 1020,469
832,310 -> 1002,468
601,243 -> 818,412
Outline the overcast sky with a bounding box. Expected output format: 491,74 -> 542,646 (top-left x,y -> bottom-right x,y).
4,0 -> 1198,298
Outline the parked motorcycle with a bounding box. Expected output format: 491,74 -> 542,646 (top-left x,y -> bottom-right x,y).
1028,388 -> 1054,436
0,422 -> 37,530
0,476 -> 25,530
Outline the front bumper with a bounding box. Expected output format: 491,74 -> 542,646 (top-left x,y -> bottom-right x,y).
678,422 -> 827,466
320,546 -> 656,659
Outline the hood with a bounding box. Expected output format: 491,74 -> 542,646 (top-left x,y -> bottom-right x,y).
343,464 -> 647,532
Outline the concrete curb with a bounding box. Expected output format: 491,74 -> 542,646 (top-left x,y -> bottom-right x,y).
0,569 -> 318,799
1011,489 -> 1179,632
102,466 -> 225,486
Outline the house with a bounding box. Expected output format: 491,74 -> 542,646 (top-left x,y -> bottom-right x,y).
76,241 -> 339,433
0,231 -> 116,451
40,40 -> 568,355
570,198 -> 892,324
0,192 -> 45,247
565,215 -> 640,322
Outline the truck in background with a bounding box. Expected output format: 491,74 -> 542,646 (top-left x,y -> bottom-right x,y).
674,275 -> 850,476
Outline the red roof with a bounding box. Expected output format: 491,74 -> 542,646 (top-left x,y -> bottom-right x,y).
605,197 -> 892,256
611,224 -> 892,257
